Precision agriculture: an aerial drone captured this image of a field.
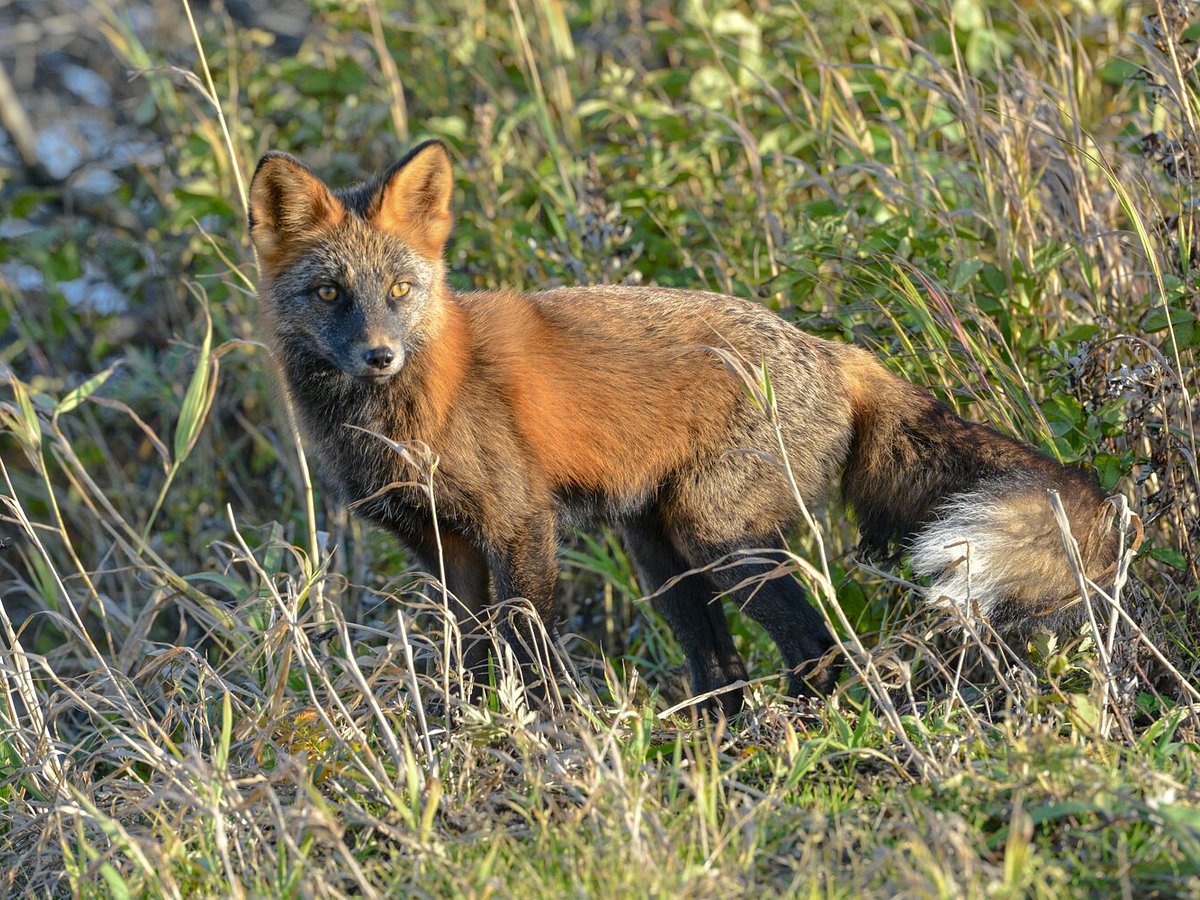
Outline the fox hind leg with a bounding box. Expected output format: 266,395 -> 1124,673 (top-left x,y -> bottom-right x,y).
621,512 -> 749,717
676,535 -> 839,698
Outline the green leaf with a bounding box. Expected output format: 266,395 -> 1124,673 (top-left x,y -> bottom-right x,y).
1140,306 -> 1195,333
1042,394 -> 1084,439
1099,58 -> 1140,87
1148,547 -> 1186,570
6,375 -> 42,452
54,363 -> 120,418
172,188 -> 236,221
262,520 -> 286,579
1060,323 -> 1101,342
950,258 -> 983,291
183,571 -> 251,598
986,801 -> 1101,849
1092,453 -> 1126,492
98,863 -> 133,900
173,302 -> 215,464
979,263 -> 1007,295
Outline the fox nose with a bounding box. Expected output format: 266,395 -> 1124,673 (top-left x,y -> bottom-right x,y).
363,346 -> 396,370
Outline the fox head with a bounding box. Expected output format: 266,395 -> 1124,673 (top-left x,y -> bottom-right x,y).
248,141 -> 453,381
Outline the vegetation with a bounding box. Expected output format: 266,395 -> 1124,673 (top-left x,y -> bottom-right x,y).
1,0 -> 1198,895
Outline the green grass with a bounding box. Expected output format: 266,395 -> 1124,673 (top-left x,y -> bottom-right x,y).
1,0 -> 1199,895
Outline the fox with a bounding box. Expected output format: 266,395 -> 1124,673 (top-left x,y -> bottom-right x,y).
247,139 -> 1124,716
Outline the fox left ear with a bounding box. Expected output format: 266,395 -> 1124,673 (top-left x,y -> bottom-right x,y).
373,140 -> 454,260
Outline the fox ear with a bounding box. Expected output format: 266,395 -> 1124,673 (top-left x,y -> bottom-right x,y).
372,141 -> 453,260
248,152 -> 343,272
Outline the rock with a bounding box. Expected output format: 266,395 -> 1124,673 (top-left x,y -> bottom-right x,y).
60,64 -> 112,107
0,262 -> 46,293
58,261 -> 129,315
34,122 -> 84,180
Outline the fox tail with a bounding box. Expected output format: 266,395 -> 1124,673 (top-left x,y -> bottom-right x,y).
836,349 -> 1123,632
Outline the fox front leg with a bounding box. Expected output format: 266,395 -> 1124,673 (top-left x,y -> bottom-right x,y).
397,525 -> 494,696
485,514 -> 562,690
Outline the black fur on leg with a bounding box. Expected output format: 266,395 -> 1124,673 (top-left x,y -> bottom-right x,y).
621,511 -> 749,718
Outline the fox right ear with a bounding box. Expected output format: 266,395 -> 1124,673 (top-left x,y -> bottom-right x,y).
248,152 -> 343,272
372,140 -> 454,260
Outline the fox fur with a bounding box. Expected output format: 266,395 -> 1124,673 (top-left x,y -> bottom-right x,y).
248,140 -> 1122,715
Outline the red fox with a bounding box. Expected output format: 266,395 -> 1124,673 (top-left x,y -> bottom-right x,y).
248,140 -> 1123,715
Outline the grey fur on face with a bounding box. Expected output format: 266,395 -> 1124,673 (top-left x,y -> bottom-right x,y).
264,220 -> 445,379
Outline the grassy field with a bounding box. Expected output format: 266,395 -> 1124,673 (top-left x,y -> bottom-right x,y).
1,0 -> 1199,895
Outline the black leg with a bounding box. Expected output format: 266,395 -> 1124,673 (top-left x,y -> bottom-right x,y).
487,515 -> 562,694
404,526 -> 493,688
621,512 -> 748,717
679,537 -> 839,697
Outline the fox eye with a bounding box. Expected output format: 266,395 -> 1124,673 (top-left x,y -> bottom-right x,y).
389,281 -> 412,300
316,285 -> 339,302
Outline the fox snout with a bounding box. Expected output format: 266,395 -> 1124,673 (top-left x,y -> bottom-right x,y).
355,342 -> 404,379
336,320 -> 408,379
363,345 -> 397,371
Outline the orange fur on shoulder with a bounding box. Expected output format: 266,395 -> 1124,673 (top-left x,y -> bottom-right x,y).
460,293 -> 736,496
415,291 -> 470,435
